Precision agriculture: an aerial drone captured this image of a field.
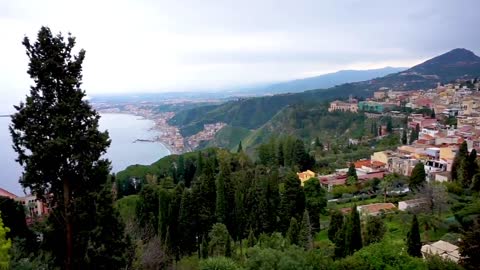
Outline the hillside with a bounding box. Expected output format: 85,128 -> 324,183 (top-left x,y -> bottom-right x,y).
169,48 -> 480,137
256,66 -> 406,95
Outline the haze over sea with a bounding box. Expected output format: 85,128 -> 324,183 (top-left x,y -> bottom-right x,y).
0,112 -> 170,196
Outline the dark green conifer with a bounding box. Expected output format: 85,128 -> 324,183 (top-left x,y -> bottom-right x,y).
407,215 -> 422,257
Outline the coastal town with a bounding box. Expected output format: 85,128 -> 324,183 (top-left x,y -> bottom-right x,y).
94,103 -> 227,153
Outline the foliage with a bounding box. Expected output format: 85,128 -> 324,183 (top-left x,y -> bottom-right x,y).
333,239 -> 426,270
0,212 -> 11,270
346,205 -> 363,255
409,163 -> 426,191
364,216 -> 387,245
459,217 -> 480,269
208,223 -> 231,257
199,257 -> 240,270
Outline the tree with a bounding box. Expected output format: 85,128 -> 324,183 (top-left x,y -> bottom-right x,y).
431,109 -> 436,119
459,217 -> 480,269
406,215 -> 422,257
178,189 -> 198,255
216,171 -> 227,223
298,210 -> 313,250
401,128 -> 408,145
409,163 -> 426,191
380,174 -> 395,203
303,178 -> 327,232
279,172 -> 305,233
136,184 -> 160,237
208,223 -> 231,257
328,210 -> 344,242
247,229 -> 257,248
84,179 -> 131,268
0,212 -> 11,270
347,163 -> 358,185
286,217 -> 300,246
199,257 -> 240,270
386,118 -> 393,133
467,148 -> 478,184
452,141 -> 469,187
409,128 -> 417,144
364,216 -> 386,245
346,205 -> 362,255
10,27 -> 117,269
334,223 -> 347,258
237,141 -> 243,153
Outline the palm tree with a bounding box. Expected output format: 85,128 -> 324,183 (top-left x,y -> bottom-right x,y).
379,174 -> 395,202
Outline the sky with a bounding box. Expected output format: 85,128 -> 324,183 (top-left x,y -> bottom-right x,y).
1,0 -> 479,104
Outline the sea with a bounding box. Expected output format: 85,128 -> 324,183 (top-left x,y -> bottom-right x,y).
0,113 -> 170,196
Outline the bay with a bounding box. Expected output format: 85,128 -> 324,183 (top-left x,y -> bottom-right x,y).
0,113 -> 170,196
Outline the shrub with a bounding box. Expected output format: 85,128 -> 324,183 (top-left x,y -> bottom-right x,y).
199,257 -> 240,270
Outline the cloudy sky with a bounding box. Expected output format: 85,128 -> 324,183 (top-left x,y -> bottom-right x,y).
1,0 -> 479,102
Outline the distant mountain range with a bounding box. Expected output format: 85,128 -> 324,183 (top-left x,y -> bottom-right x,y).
170,48 -> 480,142
247,67 -> 407,95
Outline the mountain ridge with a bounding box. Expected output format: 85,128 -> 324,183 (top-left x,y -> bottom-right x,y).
170,48 -> 480,138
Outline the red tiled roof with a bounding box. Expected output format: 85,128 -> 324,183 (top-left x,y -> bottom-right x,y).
0,188 -> 18,199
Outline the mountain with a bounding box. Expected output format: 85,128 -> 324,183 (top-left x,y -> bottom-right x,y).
254,67 -> 406,94
170,48 -> 480,138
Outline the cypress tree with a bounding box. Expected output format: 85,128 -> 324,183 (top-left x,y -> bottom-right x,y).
178,189 -> 197,255
347,205 -> 362,255
386,118 -> 393,133
247,229 -> 256,248
334,223 -> 347,258
201,236 -> 208,259
298,210 -> 314,250
452,141 -> 469,186
304,178 -> 327,232
277,140 -> 285,166
10,26 -> 119,269
328,210 -> 344,242
407,215 -> 422,257
279,172 -> 305,233
409,128 -> 416,144
431,109 -> 436,119
401,128 -> 407,145
364,215 -> 386,245
225,235 -> 232,257
286,217 -> 300,245
237,141 -> 243,153
467,149 -> 478,184
347,163 -> 358,182
215,172 -> 227,223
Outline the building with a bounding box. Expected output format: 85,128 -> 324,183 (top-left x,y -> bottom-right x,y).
357,203 -> 396,216
421,240 -> 461,263
328,100 -> 358,113
398,198 -> 427,211
0,188 -> 18,199
297,170 -> 316,186
358,101 -> 396,113
15,195 -> 49,220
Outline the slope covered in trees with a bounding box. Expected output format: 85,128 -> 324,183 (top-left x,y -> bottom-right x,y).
169,48 -> 480,136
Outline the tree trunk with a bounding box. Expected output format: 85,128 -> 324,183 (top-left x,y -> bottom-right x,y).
63,180 -> 73,270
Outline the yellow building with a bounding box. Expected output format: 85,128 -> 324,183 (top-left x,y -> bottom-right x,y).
371,151 -> 392,164
297,170 -> 316,186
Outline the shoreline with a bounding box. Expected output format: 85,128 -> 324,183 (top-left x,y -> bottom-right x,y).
99,112 -> 178,155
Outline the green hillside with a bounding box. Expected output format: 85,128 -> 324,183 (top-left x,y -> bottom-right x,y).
169,48 -> 480,137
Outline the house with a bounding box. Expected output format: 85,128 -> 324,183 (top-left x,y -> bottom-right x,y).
15,194 -> 50,221
358,101 -> 396,113
0,188 -> 18,199
398,198 -> 427,211
297,170 -> 316,186
421,240 -> 461,263
357,203 -> 396,216
328,100 -> 358,113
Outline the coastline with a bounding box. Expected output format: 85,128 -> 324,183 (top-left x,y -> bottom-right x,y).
99,112 -> 177,155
